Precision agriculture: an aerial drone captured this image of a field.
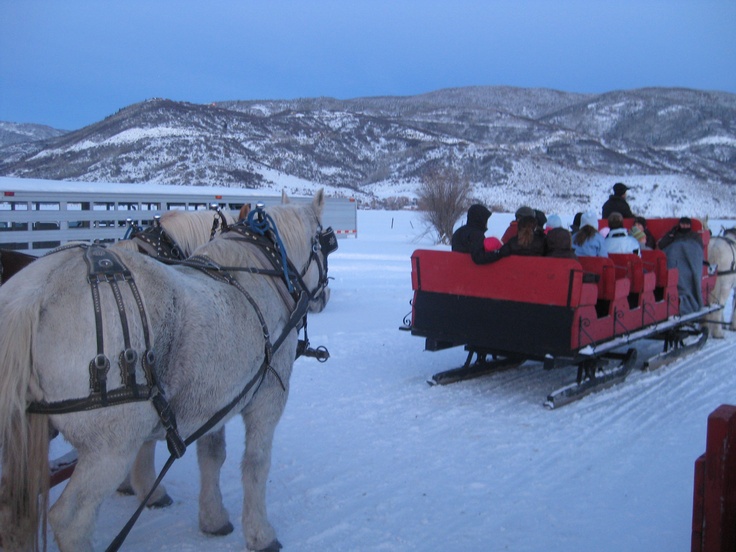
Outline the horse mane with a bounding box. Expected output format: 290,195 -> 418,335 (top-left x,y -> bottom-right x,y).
266,204 -> 313,264
159,210 -> 237,257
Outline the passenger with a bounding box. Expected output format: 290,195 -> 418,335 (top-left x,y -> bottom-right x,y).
602,182 -> 634,219
658,217 -> 704,314
545,214 -> 562,234
545,227 -> 577,259
658,217 -> 703,250
534,210 -> 548,233
633,216 -> 657,249
570,212 -> 583,234
605,212 -> 641,256
629,225 -> 650,251
501,205 -> 535,243
572,212 -> 608,257
451,203 -> 493,263
480,215 -> 546,264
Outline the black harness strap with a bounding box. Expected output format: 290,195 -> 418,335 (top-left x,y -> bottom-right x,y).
130,219 -> 185,261
29,244 -> 186,456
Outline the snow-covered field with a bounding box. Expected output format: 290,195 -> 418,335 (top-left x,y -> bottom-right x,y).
42,209 -> 736,552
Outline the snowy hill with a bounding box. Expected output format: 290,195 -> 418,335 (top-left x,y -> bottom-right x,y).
0,121 -> 67,147
0,86 -> 734,216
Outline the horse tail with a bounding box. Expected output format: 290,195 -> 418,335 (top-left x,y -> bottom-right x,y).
0,289 -> 50,551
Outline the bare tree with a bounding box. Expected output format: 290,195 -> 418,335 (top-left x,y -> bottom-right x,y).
417,166 -> 472,244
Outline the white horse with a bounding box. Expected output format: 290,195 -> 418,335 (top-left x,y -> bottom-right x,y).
116,206 -> 331,512
114,208 -> 240,509
705,227 -> 736,338
0,191 -> 331,551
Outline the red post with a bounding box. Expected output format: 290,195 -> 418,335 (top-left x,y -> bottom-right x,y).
692,404 -> 736,552
692,454 -> 706,552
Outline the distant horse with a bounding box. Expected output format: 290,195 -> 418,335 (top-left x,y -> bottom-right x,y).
0,192 -> 332,551
705,227 -> 736,338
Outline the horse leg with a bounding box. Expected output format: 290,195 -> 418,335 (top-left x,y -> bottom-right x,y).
706,276 -> 731,338
197,427 -> 234,535
128,440 -> 173,508
49,445 -> 136,552
240,385 -> 288,552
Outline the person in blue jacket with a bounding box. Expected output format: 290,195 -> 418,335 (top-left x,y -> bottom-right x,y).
572,212 -> 608,257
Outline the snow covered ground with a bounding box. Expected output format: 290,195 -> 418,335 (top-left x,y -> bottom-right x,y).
43,209 -> 736,552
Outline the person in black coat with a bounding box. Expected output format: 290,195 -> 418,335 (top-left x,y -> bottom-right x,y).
657,217 -> 703,250
451,204 -> 494,263
602,182 -> 634,219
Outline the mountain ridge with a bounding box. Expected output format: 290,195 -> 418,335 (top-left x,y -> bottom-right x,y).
1,86 -> 734,216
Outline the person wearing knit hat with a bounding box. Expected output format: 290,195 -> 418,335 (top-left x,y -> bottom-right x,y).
545,214 -> 562,234
572,211 -> 608,257
629,225 -> 649,250
633,216 -> 657,249
580,211 -> 599,231
602,182 -> 634,219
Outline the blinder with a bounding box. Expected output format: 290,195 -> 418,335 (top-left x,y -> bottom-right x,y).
318,226 -> 338,257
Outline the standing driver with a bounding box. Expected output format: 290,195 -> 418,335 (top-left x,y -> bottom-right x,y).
602,182 -> 634,219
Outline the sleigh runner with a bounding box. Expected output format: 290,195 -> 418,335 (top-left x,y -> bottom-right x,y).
405,217 -> 720,407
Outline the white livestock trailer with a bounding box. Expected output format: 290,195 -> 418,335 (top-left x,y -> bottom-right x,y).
0,177 -> 357,254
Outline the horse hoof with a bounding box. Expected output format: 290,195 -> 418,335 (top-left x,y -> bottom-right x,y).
116,484 -> 135,496
258,538 -> 283,551
203,521 -> 234,536
146,493 -> 174,509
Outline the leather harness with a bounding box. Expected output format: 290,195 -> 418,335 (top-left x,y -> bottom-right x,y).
26,208 -> 334,462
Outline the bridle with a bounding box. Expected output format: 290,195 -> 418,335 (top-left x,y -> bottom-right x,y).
212,204 -> 336,305
125,215 -> 185,261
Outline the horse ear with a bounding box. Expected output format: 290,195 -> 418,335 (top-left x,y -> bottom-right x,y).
281,190 -> 290,204
313,189 -> 325,217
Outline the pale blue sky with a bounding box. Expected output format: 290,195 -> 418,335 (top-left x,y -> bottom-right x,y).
1,0 -> 734,130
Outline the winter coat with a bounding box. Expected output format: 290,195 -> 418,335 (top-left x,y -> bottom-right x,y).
662,238 -> 704,315
451,204 -> 497,264
605,228 -> 641,256
601,195 -> 633,219
657,225 -> 704,251
572,231 -> 608,257
545,228 -> 577,259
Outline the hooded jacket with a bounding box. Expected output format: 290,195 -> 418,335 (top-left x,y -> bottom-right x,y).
451,204 -> 498,264
605,227 -> 641,256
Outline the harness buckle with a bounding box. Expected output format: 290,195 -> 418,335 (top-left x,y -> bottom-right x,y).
151,389 -> 186,459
